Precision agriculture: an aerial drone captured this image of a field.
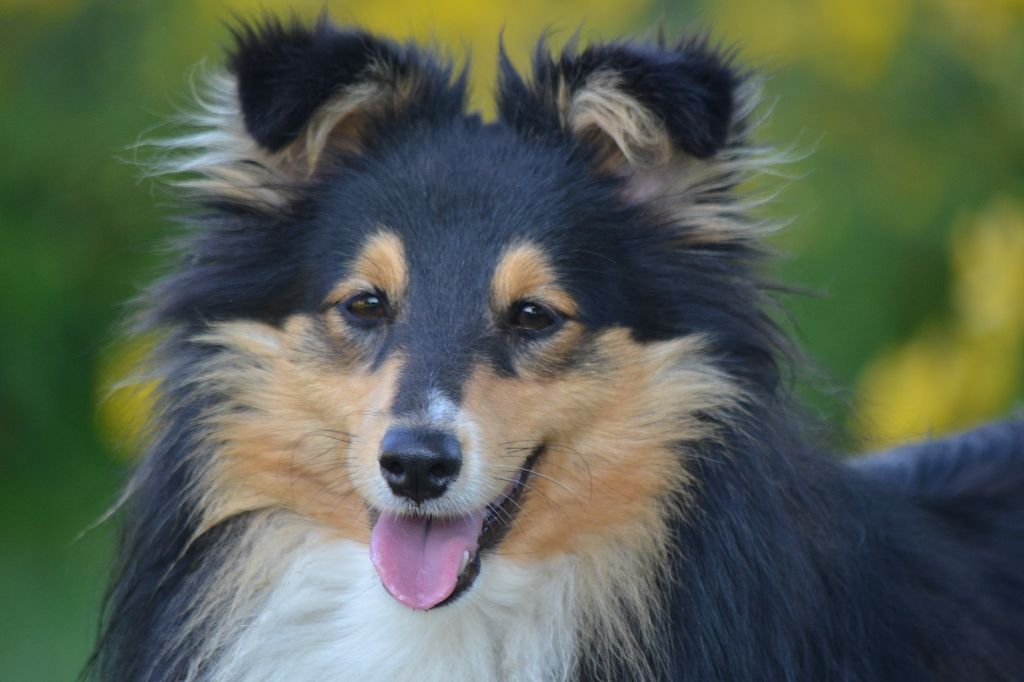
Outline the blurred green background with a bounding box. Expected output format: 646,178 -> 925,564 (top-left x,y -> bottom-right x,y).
1,0 -> 1022,678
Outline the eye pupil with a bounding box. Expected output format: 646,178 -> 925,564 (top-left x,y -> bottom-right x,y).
345,293 -> 388,321
512,302 -> 556,331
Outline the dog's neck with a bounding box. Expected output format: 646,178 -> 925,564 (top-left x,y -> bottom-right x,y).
202,519 -> 662,682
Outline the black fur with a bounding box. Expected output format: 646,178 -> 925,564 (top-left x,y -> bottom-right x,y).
91,17 -> 1024,681
855,419 -> 1024,498
580,410 -> 1024,681
89,337 -> 233,680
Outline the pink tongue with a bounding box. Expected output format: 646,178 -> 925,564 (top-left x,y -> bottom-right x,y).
371,511 -> 484,610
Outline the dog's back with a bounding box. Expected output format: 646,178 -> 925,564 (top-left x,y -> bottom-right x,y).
854,420 -> 1024,619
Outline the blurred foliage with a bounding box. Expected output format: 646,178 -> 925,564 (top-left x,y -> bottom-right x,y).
1,1 -> 1021,679
854,199 -> 1024,444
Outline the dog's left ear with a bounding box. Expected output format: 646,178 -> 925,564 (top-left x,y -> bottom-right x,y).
498,37 -> 744,195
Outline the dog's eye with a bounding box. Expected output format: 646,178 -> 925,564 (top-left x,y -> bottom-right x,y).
342,292 -> 390,324
510,301 -> 559,333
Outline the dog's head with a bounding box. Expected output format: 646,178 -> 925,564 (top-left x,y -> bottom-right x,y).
151,17 -> 778,611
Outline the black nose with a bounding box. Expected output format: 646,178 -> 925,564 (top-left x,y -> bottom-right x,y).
379,428 -> 462,504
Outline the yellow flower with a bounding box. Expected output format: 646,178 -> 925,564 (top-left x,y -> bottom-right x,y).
96,333 -> 160,459
854,328 -> 1020,447
854,198 -> 1024,448
953,199 -> 1024,337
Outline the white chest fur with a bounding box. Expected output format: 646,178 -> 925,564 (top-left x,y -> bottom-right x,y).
209,537 -> 579,682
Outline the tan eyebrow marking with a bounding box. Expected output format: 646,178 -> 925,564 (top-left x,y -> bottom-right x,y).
490,241 -> 578,316
324,230 -> 409,305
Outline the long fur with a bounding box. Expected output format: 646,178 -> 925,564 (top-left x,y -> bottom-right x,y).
90,16 -> 1024,682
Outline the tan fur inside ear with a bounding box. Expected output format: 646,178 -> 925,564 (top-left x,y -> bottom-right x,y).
567,71 -> 673,170
299,81 -> 387,171
300,59 -> 419,171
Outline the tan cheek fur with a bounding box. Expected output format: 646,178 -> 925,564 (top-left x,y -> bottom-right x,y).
191,316 -> 402,543
462,329 -> 740,560
191,230 -> 411,543
188,317 -> 737,570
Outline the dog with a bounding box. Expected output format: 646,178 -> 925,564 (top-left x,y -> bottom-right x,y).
90,15 -> 1024,681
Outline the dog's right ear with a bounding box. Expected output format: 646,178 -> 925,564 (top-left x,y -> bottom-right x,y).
167,17 -> 465,204
229,18 -> 464,158
496,36 -> 770,244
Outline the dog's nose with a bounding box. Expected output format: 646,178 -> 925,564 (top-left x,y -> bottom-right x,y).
379,428 -> 462,504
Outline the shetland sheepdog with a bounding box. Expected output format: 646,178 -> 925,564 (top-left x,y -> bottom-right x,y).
91,15 -> 1024,681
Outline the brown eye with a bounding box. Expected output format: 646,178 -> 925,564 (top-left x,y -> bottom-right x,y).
343,292 -> 389,323
510,301 -> 559,332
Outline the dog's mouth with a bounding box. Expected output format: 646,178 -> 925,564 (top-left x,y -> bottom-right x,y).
369,446 -> 542,610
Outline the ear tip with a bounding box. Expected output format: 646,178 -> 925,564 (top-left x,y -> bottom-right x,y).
227,14 -> 355,81
227,13 -> 309,58
225,16 -> 323,150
